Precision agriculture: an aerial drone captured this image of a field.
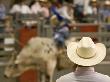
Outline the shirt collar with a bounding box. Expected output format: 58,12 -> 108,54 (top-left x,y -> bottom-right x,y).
74,66 -> 95,76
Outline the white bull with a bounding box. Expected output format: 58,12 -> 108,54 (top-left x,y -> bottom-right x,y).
4,37 -> 78,82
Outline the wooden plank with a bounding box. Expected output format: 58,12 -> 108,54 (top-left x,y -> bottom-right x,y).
0,51 -> 13,57
70,23 -> 110,26
70,23 -> 99,27
0,33 -> 14,38
0,44 -> 15,49
0,23 -> 5,27
0,62 -> 8,66
70,32 -> 110,37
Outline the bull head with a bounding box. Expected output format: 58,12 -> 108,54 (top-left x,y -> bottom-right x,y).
4,51 -> 20,78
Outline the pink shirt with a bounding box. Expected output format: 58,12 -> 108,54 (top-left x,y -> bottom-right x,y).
40,7 -> 49,18
56,67 -> 110,82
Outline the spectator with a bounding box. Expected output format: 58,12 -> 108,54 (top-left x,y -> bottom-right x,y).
54,1 -> 73,21
99,0 -> 110,22
83,0 -> 94,15
39,0 -> 50,18
9,0 -> 31,29
83,0 -> 98,23
10,0 -> 31,14
30,0 -> 41,14
20,0 -> 31,14
58,2 -> 72,20
0,1 -> 6,20
66,3 -> 74,21
99,0 -> 110,31
50,2 -> 64,21
57,37 -> 110,82
90,0 -> 98,15
73,0 -> 90,22
74,0 -> 86,6
10,1 -> 21,14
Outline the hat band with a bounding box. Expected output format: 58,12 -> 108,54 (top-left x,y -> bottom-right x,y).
76,49 -> 96,59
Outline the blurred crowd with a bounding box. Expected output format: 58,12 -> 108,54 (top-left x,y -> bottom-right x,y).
0,0 -> 110,22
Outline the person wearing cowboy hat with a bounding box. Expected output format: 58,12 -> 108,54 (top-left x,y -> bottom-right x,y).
99,0 -> 110,25
0,1 -> 6,21
103,0 -> 110,31
56,37 -> 110,82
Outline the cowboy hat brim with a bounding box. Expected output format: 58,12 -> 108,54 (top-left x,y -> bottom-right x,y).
67,42 -> 106,66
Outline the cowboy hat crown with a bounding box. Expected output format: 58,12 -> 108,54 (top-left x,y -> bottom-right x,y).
77,37 -> 96,59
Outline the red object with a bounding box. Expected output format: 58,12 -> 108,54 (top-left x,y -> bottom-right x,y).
19,69 -> 38,82
80,24 -> 99,42
80,25 -> 98,32
19,26 -> 37,48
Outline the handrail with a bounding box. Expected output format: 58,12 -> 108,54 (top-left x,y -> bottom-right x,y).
0,33 -> 14,38
70,32 -> 110,37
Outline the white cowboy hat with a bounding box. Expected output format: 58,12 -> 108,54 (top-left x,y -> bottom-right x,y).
67,37 -> 106,66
